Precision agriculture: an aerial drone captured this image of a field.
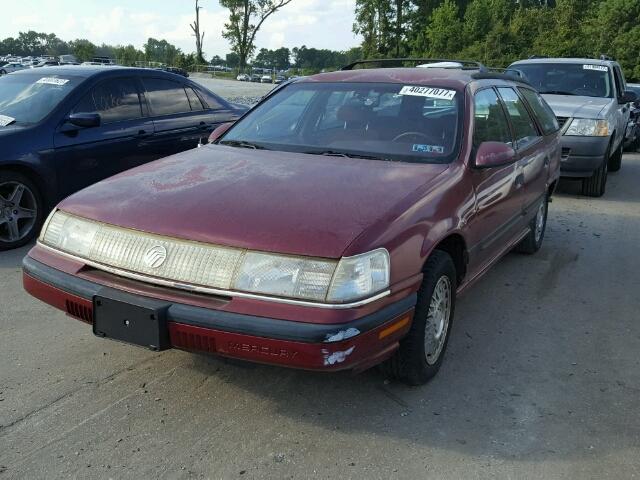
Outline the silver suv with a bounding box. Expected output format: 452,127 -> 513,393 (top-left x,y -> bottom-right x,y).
508,58 -> 637,197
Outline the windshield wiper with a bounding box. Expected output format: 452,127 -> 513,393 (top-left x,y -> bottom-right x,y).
539,90 -> 576,96
219,140 -> 268,150
304,150 -> 393,162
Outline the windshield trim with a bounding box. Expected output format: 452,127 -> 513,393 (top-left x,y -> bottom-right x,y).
218,81 -> 464,165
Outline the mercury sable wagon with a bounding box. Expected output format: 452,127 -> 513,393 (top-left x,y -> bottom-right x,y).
23,60 -> 561,385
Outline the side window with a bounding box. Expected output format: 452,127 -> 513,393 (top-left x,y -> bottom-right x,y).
613,67 -> 626,98
72,78 -> 143,124
496,87 -> 540,149
473,88 -> 512,146
519,88 -> 559,135
185,87 -> 204,111
142,78 -> 192,116
191,87 -> 224,110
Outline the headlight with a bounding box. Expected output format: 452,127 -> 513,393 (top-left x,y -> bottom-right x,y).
40,211 -> 391,304
41,210 -> 99,257
233,251 -> 337,301
565,118 -> 609,136
327,249 -> 390,303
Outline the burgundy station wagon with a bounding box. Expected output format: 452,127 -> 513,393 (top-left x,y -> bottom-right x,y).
23,61 -> 561,385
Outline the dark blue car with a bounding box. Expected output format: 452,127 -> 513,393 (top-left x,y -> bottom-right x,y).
0,66 -> 248,250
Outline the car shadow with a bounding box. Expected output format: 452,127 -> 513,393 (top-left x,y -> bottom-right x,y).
0,242 -> 33,268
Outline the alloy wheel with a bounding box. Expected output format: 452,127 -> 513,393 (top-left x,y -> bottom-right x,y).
424,275 -> 452,365
534,201 -> 547,243
0,181 -> 38,243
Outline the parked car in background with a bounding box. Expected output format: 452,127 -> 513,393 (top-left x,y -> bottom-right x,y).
22,62 -> 560,385
509,57 -> 637,196
0,66 -> 248,250
624,83 -> 640,151
31,60 -> 60,68
236,73 -> 250,82
1,63 -> 27,74
260,75 -> 273,83
250,74 -> 261,83
274,75 -> 287,84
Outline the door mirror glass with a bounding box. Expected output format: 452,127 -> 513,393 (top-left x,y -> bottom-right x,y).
620,90 -> 638,104
68,113 -> 101,128
474,141 -> 516,168
208,122 -> 234,143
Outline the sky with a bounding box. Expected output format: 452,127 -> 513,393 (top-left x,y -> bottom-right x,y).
0,0 -> 360,56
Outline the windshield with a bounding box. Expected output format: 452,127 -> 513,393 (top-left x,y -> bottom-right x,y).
514,63 -> 613,98
220,82 -> 461,164
0,74 -> 83,125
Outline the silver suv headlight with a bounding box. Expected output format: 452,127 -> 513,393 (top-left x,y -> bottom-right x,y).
565,118 -> 609,136
39,210 -> 391,305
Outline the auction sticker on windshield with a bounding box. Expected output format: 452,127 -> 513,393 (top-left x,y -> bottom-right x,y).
399,86 -> 456,100
583,65 -> 608,72
0,114 -> 16,126
36,77 -> 70,86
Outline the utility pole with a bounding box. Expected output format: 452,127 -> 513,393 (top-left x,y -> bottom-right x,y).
190,0 -> 205,63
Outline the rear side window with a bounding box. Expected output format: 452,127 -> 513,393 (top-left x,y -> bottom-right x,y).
143,78 -> 192,116
473,88 -> 512,146
519,88 -> 559,135
192,87 -> 225,110
185,87 -> 204,111
72,78 -> 143,124
497,87 -> 540,149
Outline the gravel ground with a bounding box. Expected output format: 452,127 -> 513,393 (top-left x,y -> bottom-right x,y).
190,74 -> 275,106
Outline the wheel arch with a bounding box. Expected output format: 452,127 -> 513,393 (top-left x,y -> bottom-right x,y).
0,163 -> 51,207
423,233 -> 468,286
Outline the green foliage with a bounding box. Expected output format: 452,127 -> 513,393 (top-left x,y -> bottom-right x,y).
69,39 -> 97,62
353,0 -> 640,80
254,47 -> 291,70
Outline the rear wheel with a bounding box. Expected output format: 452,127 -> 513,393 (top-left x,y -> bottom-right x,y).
0,172 -> 43,251
382,250 -> 457,386
608,142 -> 623,172
0,69 -> 6,75
515,195 -> 548,254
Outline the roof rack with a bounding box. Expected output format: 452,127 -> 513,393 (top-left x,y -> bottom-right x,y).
470,68 -> 532,85
341,58 -> 487,71
599,54 -> 614,61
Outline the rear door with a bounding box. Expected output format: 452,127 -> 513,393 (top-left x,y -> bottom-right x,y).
53,76 -> 156,197
496,87 -> 546,217
467,87 -> 524,271
141,77 -> 221,155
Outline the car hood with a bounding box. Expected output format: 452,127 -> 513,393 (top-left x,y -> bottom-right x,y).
541,94 -> 612,119
0,124 -> 26,136
58,145 -> 448,258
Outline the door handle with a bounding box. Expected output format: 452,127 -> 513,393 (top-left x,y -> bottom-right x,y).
137,129 -> 152,138
198,121 -> 209,130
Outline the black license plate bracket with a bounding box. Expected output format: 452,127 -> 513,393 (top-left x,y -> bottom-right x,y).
93,289 -> 171,351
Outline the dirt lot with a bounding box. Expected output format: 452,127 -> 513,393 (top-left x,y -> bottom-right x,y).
1,150 -> 639,478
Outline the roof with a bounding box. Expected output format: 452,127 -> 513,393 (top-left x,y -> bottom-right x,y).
10,65 -> 153,78
303,68 -> 480,89
511,57 -> 619,67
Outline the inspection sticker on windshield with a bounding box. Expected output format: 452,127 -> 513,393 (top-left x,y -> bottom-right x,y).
583,64 -> 608,72
36,77 -> 69,86
413,144 -> 444,154
399,86 -> 456,100
0,115 -> 16,127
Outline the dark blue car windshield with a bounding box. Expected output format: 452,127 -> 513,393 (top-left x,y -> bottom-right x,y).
0,74 -> 84,125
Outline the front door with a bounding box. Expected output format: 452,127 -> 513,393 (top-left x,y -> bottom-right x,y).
53,76 -> 156,199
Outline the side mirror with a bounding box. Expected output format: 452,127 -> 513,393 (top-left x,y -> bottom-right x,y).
474,141 -> 516,168
619,90 -> 638,104
208,122 -> 234,143
68,113 -> 101,128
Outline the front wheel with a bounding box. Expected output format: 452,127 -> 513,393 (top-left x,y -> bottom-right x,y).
0,172 -> 44,251
581,157 -> 608,197
382,250 -> 457,386
608,142 -> 623,172
0,69 -> 6,75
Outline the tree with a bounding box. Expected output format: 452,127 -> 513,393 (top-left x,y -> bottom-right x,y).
190,0 -> 206,63
144,37 -> 182,65
70,39 -> 97,61
220,0 -> 293,71
226,52 -> 241,68
426,0 -> 463,57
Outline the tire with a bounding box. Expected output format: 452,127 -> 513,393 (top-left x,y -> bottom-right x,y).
581,146 -> 609,197
382,250 -> 457,386
0,171 -> 44,251
608,142 -> 623,172
0,69 -> 6,75
515,195 -> 548,254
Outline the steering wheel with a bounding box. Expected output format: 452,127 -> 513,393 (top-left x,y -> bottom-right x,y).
392,131 -> 440,144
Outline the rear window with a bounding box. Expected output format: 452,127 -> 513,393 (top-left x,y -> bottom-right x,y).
519,88 -> 560,135
143,78 -> 192,116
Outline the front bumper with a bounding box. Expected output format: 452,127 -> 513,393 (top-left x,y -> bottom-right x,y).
23,256 -> 416,372
559,135 -> 610,178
